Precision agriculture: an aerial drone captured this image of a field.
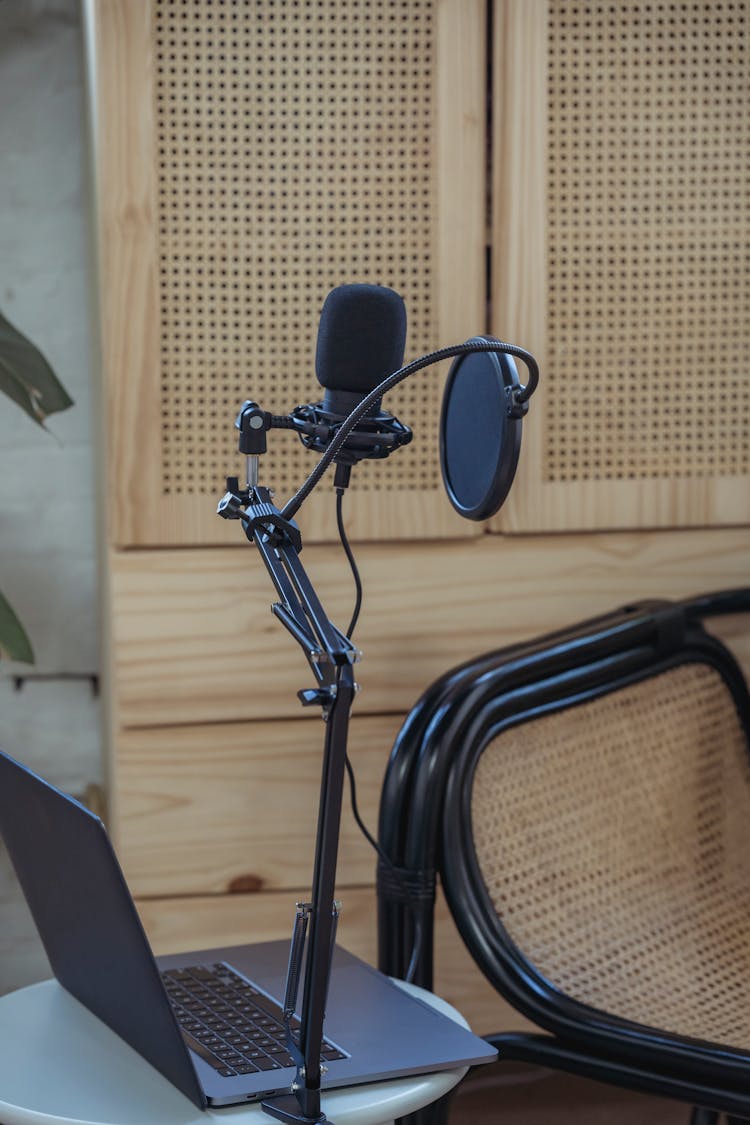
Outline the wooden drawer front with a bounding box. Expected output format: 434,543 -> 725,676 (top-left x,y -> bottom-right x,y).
111,530 -> 750,728
136,886 -> 533,1038
115,715 -> 401,898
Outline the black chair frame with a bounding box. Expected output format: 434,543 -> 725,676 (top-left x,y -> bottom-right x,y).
377,589 -> 750,1124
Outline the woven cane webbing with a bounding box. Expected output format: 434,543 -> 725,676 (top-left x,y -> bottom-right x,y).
471,663 -> 750,1049
153,0 -> 439,501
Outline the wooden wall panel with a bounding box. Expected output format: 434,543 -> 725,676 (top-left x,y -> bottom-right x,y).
110,530 -> 750,729
492,0 -> 750,533
88,0 -> 487,547
136,886 -> 534,1038
87,0 -> 163,545
115,714 -> 401,897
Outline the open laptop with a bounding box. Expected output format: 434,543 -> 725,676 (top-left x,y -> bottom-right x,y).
0,750 -> 496,1109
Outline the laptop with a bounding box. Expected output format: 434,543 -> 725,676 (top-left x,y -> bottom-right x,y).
0,750 -> 496,1109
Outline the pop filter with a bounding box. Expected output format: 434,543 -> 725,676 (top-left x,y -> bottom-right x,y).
439,335 -> 523,521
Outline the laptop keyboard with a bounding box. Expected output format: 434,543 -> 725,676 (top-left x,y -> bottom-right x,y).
162,962 -> 347,1078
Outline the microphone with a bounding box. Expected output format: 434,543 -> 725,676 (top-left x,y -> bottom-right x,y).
289,284 -> 413,478
315,283 -> 407,414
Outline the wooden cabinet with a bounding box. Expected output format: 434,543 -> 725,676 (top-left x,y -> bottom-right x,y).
88,0 -> 487,547
493,0 -> 750,532
87,0 -> 750,1036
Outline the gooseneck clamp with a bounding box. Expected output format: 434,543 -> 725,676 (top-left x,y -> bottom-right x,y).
218,407 -> 362,1124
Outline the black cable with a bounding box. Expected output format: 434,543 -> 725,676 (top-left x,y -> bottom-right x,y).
343,756 -> 384,870
335,487 -> 424,983
343,755 -> 425,984
335,488 -> 363,640
282,337 -> 539,522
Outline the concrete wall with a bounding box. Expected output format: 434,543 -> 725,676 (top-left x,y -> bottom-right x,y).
0,0 -> 100,993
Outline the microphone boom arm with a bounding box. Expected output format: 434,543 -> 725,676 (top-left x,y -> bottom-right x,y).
218,481 -> 360,682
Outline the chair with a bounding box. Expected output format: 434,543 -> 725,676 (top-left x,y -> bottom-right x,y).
377,589 -> 750,1125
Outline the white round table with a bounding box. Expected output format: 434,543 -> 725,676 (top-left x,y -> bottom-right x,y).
0,979 -> 468,1125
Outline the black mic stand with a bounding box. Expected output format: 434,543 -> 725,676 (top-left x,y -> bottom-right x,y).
217,330 -> 540,1121
217,408 -> 364,1125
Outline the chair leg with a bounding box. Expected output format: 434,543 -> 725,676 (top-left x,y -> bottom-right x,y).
424,1089 -> 454,1125
689,1109 -> 719,1125
395,1089 -> 455,1125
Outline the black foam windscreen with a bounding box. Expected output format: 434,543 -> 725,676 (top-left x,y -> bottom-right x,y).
315,284 -> 407,394
439,337 -> 523,521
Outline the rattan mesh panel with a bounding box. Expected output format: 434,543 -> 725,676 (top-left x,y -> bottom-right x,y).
546,1 -> 750,483
471,663 -> 750,1049
154,0 -> 438,497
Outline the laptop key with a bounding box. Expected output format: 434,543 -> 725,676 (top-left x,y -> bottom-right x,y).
188,967 -> 217,982
322,1048 -> 347,1061
249,993 -> 285,1017
216,1051 -> 246,1066
253,1056 -> 282,1071
241,1048 -> 264,1060
181,1031 -> 228,1072
201,1038 -> 224,1052
164,969 -> 194,983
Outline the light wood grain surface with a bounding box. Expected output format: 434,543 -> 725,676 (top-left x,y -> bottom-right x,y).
88,0 -> 163,547
110,529 -> 750,728
115,713 -> 402,896
436,0 -> 486,343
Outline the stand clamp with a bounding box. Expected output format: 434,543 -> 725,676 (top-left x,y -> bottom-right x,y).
261,1094 -> 329,1125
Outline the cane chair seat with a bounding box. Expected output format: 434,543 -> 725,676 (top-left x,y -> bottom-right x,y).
471,662 -> 750,1050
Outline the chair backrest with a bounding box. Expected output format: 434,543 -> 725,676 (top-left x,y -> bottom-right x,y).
377,589 -> 750,1088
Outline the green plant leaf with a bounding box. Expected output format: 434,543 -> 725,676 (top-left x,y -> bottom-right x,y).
0,310 -> 74,428
0,589 -> 34,663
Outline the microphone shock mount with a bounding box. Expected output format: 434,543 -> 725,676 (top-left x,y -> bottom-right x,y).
234,397 -> 413,495
288,401 -> 412,465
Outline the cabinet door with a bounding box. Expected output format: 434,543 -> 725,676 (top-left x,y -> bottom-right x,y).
492,0 -> 750,532
87,0 -> 486,546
